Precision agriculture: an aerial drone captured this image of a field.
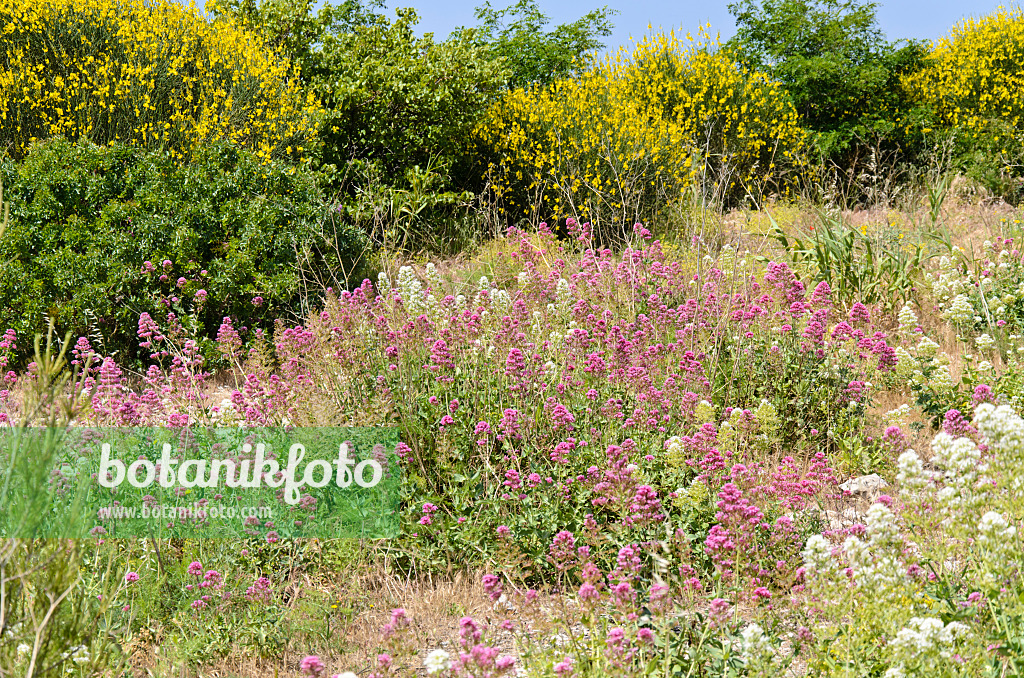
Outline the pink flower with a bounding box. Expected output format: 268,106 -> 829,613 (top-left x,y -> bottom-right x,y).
482,574 -> 503,602
548,531 -> 577,571
708,598 -> 732,627
300,655 -> 325,677
578,582 -> 600,602
124,571 -> 139,583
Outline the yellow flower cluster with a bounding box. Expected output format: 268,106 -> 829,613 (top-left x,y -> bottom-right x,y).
906,7 -> 1024,139
0,0 -> 320,161
476,28 -> 803,229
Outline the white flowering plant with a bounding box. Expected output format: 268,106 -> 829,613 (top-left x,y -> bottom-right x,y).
796,403 -> 1024,676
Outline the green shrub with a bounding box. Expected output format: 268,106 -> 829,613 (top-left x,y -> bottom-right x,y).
726,0 -> 932,202
0,139 -> 368,362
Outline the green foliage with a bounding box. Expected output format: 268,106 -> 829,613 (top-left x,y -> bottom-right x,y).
211,0 -> 509,250
211,0 -> 619,251
310,8 -> 506,185
952,120 -> 1024,204
769,210 -> 937,310
0,138 -> 367,362
469,0 -> 616,90
726,0 -> 931,182
210,0 -> 506,181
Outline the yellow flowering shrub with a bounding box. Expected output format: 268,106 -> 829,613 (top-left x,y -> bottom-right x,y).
0,0 -> 320,161
476,27 -> 803,234
906,7 -> 1024,137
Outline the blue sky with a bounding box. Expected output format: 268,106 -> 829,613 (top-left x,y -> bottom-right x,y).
382,0 -> 1005,51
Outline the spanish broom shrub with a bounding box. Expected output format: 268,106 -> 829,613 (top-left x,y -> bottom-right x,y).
0,0 -> 320,162
905,7 -> 1024,202
476,28 -> 803,241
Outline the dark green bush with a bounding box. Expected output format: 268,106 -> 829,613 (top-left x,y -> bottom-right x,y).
726,0 -> 933,202
0,139 -> 368,362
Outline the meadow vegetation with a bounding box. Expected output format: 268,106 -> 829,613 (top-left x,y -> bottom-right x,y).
2,0 -> 1024,676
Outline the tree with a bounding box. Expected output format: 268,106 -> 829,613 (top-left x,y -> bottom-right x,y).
468,0 -> 617,89
726,0 -> 929,167
209,0 -> 504,179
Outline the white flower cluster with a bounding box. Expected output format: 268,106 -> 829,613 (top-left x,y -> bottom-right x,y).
898,431 -> 990,523
425,262 -> 443,293
737,622 -> 774,665
717,407 -> 746,453
554,277 -> 573,314
492,288 -> 511,315
929,243 -> 1024,328
898,302 -> 918,330
885,617 -> 971,677
754,399 -> 780,438
695,399 -> 716,424
915,336 -> 940,359
804,502 -> 907,592
901,403 -> 1022,578
424,649 -> 452,674
801,534 -> 835,575
376,270 -> 391,298
975,333 -> 996,352
896,450 -> 927,490
59,644 -> 90,665
928,364 -> 954,391
397,266 -> 425,315
845,504 -> 907,590
894,347 -> 916,380
929,258 -> 968,303
930,433 -> 984,485
941,294 -> 976,325
805,402 -> 1023,672
664,436 -> 686,467
973,403 -> 1024,457
978,510 -> 1017,546
884,404 -> 912,428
